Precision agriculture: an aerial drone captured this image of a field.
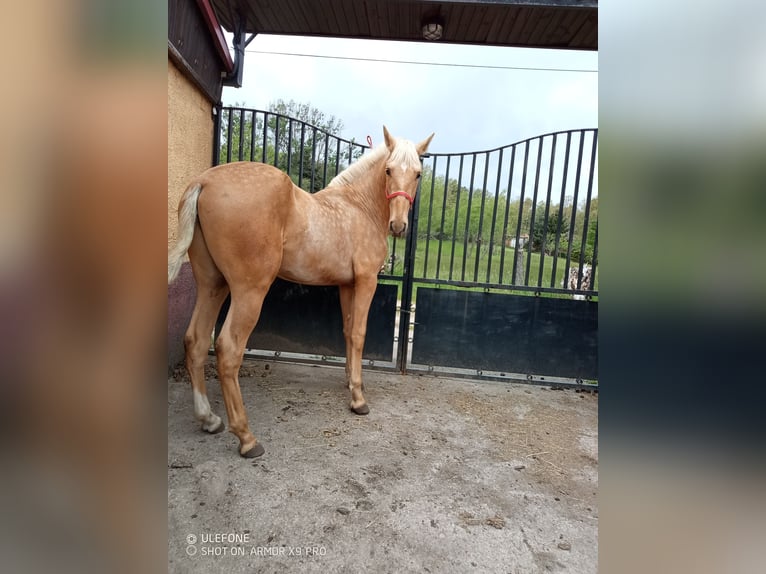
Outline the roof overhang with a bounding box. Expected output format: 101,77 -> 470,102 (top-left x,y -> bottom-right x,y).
209,0 -> 597,51
197,0 -> 234,72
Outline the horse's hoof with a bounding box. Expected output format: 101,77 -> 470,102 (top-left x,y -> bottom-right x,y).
203,420 -> 225,434
351,403 -> 370,415
241,443 -> 265,458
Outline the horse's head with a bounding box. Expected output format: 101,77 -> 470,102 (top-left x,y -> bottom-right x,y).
383,126 -> 434,237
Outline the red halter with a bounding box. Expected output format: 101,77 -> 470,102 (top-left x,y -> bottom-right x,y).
386,190 -> 414,205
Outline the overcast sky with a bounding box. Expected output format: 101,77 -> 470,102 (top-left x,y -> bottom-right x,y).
222,34 -> 598,155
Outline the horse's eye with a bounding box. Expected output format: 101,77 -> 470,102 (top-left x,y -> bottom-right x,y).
416,172 -> 421,179
385,168 -> 391,176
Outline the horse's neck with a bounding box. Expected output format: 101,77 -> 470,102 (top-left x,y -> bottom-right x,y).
330,145 -> 387,186
339,157 -> 389,228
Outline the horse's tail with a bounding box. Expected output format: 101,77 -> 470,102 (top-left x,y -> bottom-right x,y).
168,182 -> 203,284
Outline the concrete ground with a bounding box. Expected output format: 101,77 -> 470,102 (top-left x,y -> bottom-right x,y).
168,360 -> 598,573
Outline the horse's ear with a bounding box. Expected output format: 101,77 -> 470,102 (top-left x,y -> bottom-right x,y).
383,126 -> 395,151
416,132 -> 435,155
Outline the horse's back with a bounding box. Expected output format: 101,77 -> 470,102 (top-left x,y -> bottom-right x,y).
192,162 -> 298,283
195,162 -> 296,217
199,161 -> 292,195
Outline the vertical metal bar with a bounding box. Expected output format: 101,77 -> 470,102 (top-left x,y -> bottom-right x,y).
273,115 -> 281,167
238,108 -> 245,161
537,134 -> 557,288
435,155 -> 451,280
576,130 -> 598,289
473,152 -> 490,282
511,141 -> 530,286
261,112 -> 268,163
591,219 -> 599,291
525,137 -> 544,287
322,132 -> 330,187
389,236 -> 398,275
460,154 -> 477,282
497,146 -> 515,284
448,155 -> 465,281
422,156 -> 438,278
551,132 -> 572,288
486,149 -> 504,284
225,108 -> 233,164
396,179 -> 422,373
298,123 -> 306,188
212,103 -> 222,166
334,138 -> 341,176
564,131 -> 586,284
286,119 -> 293,175
249,110 -> 257,162
310,128 -> 318,192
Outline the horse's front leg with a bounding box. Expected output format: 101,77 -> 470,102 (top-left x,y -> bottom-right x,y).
339,284 -> 354,389
345,276 -> 377,415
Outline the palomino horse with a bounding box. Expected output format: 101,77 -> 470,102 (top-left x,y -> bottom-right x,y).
168,127 -> 434,458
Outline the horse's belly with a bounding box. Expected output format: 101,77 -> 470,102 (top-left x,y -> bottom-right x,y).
278,248 -> 355,286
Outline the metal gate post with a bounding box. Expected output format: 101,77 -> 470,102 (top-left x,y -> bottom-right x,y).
212,102 -> 223,166
395,170 -> 424,373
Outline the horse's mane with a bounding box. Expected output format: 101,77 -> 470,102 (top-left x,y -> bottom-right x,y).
329,138 -> 421,188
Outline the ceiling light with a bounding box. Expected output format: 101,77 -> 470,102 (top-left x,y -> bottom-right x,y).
421,16 -> 444,41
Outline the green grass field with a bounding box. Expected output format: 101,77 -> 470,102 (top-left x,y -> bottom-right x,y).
381,238 -> 598,298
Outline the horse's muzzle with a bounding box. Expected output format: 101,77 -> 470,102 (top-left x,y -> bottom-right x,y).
389,221 -> 407,237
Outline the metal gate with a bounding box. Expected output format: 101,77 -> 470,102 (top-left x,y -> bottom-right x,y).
213,106 -> 598,386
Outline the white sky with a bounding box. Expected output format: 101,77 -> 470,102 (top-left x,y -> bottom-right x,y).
223,34 -> 598,155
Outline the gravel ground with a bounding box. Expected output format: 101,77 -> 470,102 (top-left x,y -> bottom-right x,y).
168,359 -> 598,573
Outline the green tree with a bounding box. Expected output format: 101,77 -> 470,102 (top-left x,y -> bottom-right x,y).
531,206 -> 571,255
217,100 -> 359,193
267,99 -> 355,191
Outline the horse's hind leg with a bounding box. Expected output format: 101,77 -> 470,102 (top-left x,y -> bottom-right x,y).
185,226 -> 229,433
215,286 -> 270,458
185,286 -> 229,433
